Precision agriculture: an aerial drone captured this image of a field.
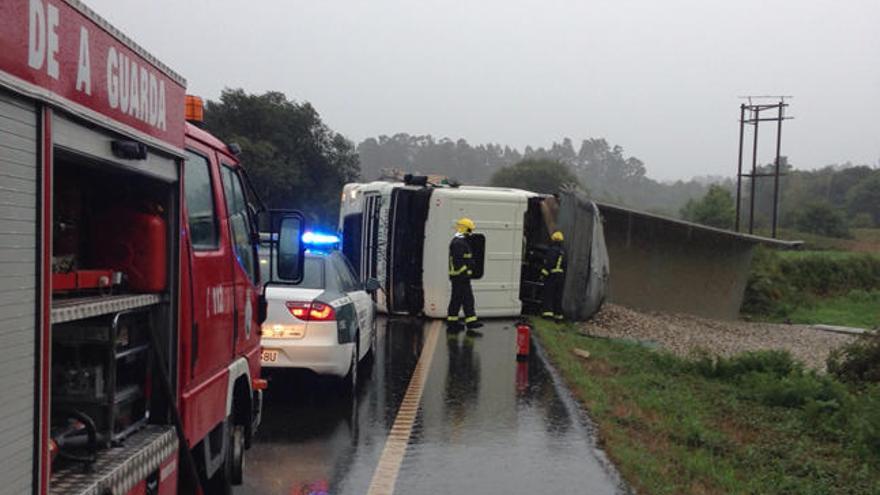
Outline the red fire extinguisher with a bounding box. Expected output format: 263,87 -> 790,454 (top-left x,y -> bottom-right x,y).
516,320 -> 531,361
516,361 -> 529,393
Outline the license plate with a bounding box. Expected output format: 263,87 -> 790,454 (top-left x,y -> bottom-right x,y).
261,349 -> 279,363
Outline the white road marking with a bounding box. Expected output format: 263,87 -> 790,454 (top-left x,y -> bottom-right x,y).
367,320 -> 441,495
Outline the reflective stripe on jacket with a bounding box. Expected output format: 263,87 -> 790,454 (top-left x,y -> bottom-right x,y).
541,244 -> 566,277
449,234 -> 473,278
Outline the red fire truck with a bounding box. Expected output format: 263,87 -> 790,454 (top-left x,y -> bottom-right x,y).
0,1 -> 304,493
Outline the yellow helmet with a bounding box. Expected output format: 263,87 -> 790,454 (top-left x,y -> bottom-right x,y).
456,217 -> 476,234
551,231 -> 564,242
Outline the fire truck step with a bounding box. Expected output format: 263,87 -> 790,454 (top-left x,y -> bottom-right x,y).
51,294 -> 162,324
49,425 -> 177,495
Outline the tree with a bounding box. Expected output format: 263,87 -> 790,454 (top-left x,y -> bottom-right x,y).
846,171 -> 880,227
204,89 -> 359,227
680,185 -> 735,229
489,159 -> 581,194
795,202 -> 850,238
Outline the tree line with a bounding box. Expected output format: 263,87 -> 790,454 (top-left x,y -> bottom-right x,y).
358,134 -> 716,215
202,88 -> 878,236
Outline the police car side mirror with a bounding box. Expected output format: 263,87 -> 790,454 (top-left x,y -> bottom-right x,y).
364,278 -> 381,293
274,213 -> 305,283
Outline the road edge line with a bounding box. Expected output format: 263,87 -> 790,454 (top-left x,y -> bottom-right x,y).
366,320 -> 441,495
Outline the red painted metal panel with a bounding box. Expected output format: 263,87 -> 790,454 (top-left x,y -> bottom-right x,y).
124,481 -> 146,495
245,344 -> 261,386
180,367 -> 229,446
157,453 -> 178,495
0,0 -> 185,148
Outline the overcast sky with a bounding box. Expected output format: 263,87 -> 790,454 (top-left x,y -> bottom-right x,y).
88,0 -> 879,181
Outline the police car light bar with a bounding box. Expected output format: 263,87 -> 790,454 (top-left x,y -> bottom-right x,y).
302,231 -> 341,246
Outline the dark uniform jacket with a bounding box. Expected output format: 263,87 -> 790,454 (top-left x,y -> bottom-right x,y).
541,243 -> 566,277
448,234 -> 474,280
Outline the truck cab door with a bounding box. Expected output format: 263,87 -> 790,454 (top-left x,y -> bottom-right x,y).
219,165 -> 261,360
182,148 -> 235,382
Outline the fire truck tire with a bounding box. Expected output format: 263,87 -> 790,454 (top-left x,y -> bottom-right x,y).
206,422 -> 233,495
231,425 -> 245,485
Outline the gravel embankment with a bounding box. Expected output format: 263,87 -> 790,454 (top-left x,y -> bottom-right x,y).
580,304 -> 857,370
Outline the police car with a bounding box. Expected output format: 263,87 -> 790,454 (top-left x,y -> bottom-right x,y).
259,234 -> 379,394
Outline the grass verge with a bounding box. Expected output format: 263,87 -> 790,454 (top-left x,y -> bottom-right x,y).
743,248 -> 880,328
533,319 -> 880,495
784,290 -> 880,329
766,228 -> 880,252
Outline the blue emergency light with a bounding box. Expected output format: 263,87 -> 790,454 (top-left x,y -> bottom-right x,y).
302,231 -> 341,249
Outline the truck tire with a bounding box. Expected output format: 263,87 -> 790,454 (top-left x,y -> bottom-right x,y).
231,425 -> 245,485
205,420 -> 236,494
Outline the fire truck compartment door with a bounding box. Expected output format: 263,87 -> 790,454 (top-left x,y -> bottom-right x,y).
0,89 -> 37,494
52,113 -> 178,182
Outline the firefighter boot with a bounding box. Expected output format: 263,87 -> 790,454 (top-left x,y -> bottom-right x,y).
465,316 -> 483,329
446,317 -> 464,333
465,316 -> 483,337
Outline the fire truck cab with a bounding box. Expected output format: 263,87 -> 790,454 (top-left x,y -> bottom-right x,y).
0,1 -> 304,493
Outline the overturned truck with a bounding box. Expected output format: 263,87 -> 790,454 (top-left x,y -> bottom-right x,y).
338,178 -> 609,321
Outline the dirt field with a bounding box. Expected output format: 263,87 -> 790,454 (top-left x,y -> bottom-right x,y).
579,304 -> 857,370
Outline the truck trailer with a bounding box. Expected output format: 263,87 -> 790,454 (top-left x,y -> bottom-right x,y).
338,178 -> 609,320
0,2 -> 305,493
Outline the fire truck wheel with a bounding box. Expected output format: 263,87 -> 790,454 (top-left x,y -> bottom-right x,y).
231,425 -> 245,485
206,424 -> 233,495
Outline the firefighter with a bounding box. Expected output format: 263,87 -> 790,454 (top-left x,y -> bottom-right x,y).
541,230 -> 566,321
448,217 -> 482,333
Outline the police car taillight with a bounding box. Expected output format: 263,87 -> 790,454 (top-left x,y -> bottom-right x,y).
286,301 -> 336,321
309,302 -> 335,321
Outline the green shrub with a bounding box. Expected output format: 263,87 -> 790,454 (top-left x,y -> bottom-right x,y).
795,202 -> 851,238
851,212 -> 875,229
739,371 -> 848,409
827,333 -> 880,384
694,350 -> 801,380
742,248 -> 880,320
853,390 -> 880,458
741,247 -> 792,317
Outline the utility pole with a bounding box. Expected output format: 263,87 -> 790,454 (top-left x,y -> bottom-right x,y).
734,97 -> 792,238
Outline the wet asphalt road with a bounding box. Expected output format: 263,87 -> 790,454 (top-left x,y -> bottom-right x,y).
237,318 -> 624,495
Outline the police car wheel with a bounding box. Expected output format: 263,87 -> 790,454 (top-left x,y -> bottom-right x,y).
344,337 -> 359,397
368,319 -> 377,357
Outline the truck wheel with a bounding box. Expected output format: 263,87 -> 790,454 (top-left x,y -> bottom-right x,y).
205,423 -> 233,495
231,425 -> 245,485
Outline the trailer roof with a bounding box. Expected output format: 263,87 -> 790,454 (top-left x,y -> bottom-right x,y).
596,201 -> 803,248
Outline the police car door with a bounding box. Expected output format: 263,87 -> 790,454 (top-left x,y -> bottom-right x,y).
334,253 -> 372,358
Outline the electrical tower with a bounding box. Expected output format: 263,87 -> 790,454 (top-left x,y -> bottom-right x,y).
734,96 -> 792,238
